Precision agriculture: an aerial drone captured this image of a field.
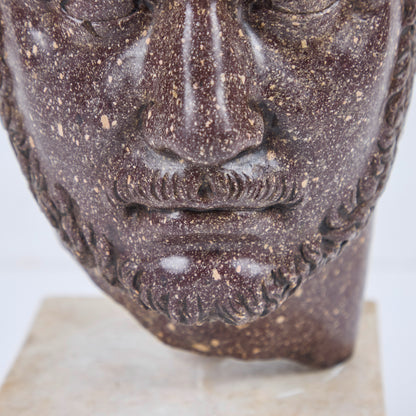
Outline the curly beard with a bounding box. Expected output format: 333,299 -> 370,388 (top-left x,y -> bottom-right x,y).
0,4 -> 415,325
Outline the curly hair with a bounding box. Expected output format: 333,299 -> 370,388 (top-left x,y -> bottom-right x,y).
0,2 -> 415,323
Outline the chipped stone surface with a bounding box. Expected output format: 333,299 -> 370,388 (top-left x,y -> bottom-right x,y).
0,299 -> 384,416
0,1 -> 415,367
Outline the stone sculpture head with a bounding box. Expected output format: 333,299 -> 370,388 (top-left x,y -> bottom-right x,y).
0,0 -> 415,328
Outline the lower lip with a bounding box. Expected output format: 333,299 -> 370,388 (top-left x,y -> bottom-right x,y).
128,206 -> 281,229
121,207 -> 286,248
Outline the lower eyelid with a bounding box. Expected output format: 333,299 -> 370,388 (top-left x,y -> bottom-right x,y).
59,6 -> 149,40
273,0 -> 340,16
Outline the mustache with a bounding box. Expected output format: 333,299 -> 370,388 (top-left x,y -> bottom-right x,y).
112,158 -> 304,211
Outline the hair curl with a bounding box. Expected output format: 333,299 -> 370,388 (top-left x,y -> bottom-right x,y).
0,2 -> 415,324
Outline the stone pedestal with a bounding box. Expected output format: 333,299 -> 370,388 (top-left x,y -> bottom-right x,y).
0,298 -> 384,415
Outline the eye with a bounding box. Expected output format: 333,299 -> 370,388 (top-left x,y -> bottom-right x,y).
245,0 -> 342,42
249,0 -> 338,14
60,0 -> 147,22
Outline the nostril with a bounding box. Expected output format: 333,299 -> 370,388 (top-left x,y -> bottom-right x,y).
197,180 -> 213,201
248,99 -> 262,113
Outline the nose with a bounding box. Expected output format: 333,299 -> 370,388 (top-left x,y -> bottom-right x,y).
141,0 -> 264,165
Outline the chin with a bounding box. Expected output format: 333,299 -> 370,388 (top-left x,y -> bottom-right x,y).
121,247 -> 285,325
72,197 -> 325,325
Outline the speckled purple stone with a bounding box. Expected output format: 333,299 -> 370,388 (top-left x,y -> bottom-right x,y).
0,0 -> 415,367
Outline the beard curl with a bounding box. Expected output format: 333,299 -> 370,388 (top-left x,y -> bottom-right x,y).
96,241 -> 324,325
0,6 -> 415,324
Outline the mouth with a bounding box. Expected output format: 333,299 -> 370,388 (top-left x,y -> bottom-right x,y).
103,144 -> 309,325
112,147 -> 306,211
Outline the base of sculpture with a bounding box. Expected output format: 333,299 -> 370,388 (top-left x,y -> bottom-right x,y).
0,297 -> 384,415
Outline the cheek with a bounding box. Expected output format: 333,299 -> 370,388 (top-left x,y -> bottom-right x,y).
261,8 -> 395,144
256,6 -> 400,206
11,41 -> 106,165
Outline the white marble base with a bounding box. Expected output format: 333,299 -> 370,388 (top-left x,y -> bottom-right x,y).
0,298 -> 384,415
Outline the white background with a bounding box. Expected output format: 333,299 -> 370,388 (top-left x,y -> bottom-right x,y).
0,89 -> 415,415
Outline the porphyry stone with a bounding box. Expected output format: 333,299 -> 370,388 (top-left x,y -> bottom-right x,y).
0,0 -> 415,367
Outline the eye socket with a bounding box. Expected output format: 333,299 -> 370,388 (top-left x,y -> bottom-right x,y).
60,0 -> 144,22
249,0 -> 338,14
274,0 -> 338,14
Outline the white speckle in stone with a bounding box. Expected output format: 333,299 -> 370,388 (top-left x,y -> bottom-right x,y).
233,258 -> 267,277
57,123 -> 63,137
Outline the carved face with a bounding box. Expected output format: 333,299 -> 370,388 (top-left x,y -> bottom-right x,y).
0,0 -> 411,324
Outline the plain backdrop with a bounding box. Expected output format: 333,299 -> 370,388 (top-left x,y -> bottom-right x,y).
0,87 -> 415,414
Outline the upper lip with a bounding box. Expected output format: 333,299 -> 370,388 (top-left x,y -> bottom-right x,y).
112,148 -> 305,211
